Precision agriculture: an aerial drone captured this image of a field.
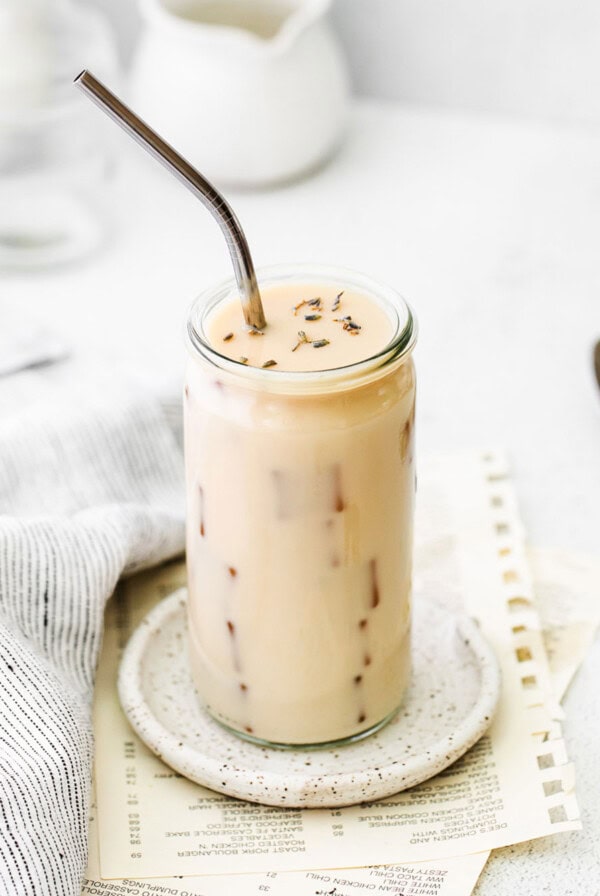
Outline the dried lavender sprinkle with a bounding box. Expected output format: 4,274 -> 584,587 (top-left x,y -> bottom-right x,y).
312,339 -> 330,348
262,359 -> 277,368
292,331 -> 311,352
223,332 -> 234,342
332,291 -> 344,311
304,313 -> 322,321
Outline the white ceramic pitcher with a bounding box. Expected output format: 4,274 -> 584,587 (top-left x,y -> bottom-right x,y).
130,0 -> 350,186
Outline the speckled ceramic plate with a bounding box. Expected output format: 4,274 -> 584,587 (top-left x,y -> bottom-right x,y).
118,590 -> 500,808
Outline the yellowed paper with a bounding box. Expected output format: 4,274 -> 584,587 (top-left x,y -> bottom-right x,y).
85,794 -> 490,896
88,552 -> 490,894
528,548 -> 600,701
94,452 -> 580,881
82,581 -> 588,896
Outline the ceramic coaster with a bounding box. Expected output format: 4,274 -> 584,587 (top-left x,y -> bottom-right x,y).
118,590 -> 501,808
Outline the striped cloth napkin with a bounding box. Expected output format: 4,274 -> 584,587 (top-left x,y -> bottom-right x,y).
0,357 -> 185,895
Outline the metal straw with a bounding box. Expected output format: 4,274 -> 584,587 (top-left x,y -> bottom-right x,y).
75,70 -> 266,331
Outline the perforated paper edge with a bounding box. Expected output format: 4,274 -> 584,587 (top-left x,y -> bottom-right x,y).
476,451 -> 579,829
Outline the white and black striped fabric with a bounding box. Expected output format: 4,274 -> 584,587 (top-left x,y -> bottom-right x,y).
0,360 -> 185,895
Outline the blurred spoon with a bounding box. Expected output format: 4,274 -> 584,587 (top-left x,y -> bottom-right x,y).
593,340 -> 600,392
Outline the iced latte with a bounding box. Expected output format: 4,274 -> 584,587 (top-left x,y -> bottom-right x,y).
184,265 -> 417,746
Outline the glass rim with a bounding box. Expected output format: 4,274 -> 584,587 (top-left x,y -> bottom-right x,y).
186,263 -> 417,390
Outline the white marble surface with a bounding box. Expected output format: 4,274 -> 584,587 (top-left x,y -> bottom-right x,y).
4,100 -> 600,891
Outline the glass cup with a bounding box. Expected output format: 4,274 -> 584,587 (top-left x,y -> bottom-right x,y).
184,264 -> 417,747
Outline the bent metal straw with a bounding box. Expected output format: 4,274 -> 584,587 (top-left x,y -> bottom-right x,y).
75,70 -> 266,331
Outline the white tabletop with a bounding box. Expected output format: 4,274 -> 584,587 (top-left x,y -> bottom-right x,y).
4,99 -> 600,891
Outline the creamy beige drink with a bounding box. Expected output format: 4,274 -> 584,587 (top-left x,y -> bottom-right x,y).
205,282 -> 396,371
184,266 -> 416,746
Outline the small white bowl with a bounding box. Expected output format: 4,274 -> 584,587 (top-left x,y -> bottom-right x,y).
118,589 -> 501,808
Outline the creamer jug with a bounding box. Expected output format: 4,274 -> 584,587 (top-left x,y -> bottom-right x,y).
130,0 -> 350,185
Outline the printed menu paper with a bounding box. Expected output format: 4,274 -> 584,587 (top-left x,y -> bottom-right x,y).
528,548 -> 600,701
83,545 -> 594,896
84,796 -> 490,896
94,452 -> 580,880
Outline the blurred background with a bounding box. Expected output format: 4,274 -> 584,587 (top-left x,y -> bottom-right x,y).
3,0 -> 600,272
94,0 -> 600,123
